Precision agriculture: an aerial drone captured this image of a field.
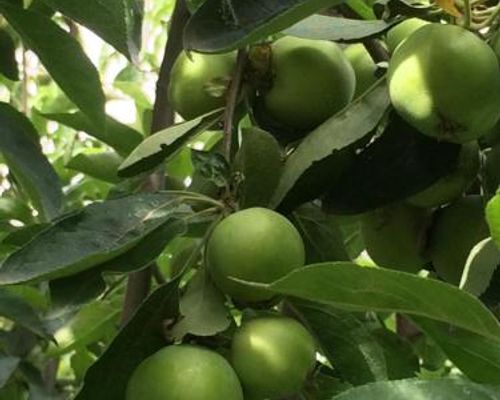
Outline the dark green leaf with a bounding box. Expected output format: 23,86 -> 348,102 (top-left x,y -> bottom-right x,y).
191,149 -> 230,188
322,112 -> 460,214
0,2 -> 106,128
258,262 -> 500,341
234,127 -> 283,209
291,203 -> 349,263
75,281 -> 179,400
49,269 -> 107,309
0,354 -> 20,388
0,28 -> 18,80
40,111 -> 142,157
98,217 -> 188,274
0,193 -> 192,285
271,79 -> 390,210
0,288 -> 48,337
414,317 -> 500,385
332,378 -> 500,399
292,300 -> 389,384
41,0 -> 140,60
119,111 -> 223,177
0,102 -> 62,220
184,0 -> 343,53
284,15 -> 400,41
370,328 -> 419,379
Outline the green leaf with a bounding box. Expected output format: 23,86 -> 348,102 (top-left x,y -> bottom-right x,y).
49,302 -> 120,356
345,0 -> 377,19
487,194 -> 500,250
257,263 -> 500,341
0,28 -> 19,80
171,270 -> 231,340
460,238 -> 500,297
0,2 -> 106,128
49,269 -> 107,309
292,300 -> 389,384
323,111 -> 461,214
97,217 -> 189,274
331,378 -> 500,399
234,127 -> 283,209
291,203 -> 349,263
184,0 -> 343,53
0,354 -> 20,388
370,328 -> 419,379
75,281 -> 179,400
40,111 -> 142,157
0,102 -> 62,220
71,348 -> 97,383
284,15 -> 399,41
0,288 -> 48,337
66,151 -> 123,183
414,317 -> 500,385
118,110 -> 223,177
270,79 -> 390,210
0,198 -> 32,223
0,192 -> 192,285
41,0 -> 141,60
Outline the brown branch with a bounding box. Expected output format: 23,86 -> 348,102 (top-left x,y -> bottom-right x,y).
120,0 -> 190,327
362,38 -> 389,63
223,49 -> 248,161
151,0 -> 190,133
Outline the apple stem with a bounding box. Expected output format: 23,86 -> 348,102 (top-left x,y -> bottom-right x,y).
120,0 -> 190,327
223,48 -> 248,161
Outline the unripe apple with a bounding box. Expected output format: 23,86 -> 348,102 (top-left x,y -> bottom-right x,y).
126,345 -> 243,400
231,316 -> 316,399
207,207 -> 305,302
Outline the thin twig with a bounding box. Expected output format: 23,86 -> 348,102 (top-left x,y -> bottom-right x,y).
223,49 -> 248,161
362,38 -> 389,63
463,0 -> 472,28
120,0 -> 190,327
21,46 -> 28,115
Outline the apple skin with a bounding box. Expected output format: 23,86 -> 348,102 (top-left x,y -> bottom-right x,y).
263,36 -> 355,132
407,142 -> 479,208
168,51 -> 236,120
361,203 -> 431,273
344,43 -> 378,98
388,23 -> 500,143
126,345 -> 243,400
231,316 -> 316,399
207,207 -> 305,302
386,18 -> 429,53
429,195 -> 490,285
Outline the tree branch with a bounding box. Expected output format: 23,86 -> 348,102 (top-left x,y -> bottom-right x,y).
223,49 -> 248,161
121,0 -> 190,327
151,0 -> 190,133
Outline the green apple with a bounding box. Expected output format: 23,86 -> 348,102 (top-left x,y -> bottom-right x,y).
126,345 -> 243,400
231,316 -> 316,399
429,195 -> 490,285
168,51 -> 236,120
361,203 -> 431,273
263,36 -> 355,132
207,207 -> 305,302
